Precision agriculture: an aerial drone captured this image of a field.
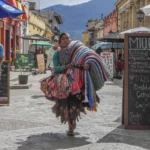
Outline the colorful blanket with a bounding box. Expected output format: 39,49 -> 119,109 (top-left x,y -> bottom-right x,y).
70,41 -> 110,110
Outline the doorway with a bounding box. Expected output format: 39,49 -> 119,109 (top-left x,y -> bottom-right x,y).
5,30 -> 10,60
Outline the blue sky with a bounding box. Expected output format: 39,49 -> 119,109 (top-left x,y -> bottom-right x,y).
40,0 -> 91,9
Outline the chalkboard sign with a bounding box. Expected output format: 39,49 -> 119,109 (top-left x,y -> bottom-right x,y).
124,33 -> 150,129
0,61 -> 10,105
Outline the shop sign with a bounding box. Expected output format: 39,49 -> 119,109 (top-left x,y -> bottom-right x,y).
100,52 -> 116,77
37,54 -> 45,72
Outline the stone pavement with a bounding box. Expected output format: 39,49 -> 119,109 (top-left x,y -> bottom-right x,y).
0,73 -> 150,150
10,71 -> 32,81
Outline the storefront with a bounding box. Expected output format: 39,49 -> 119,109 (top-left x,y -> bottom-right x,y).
0,0 -> 28,63
0,18 -> 21,61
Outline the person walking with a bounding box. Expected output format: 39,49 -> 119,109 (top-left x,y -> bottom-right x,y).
96,47 -> 102,55
0,44 -> 4,80
0,44 -> 4,68
46,36 -> 59,71
40,33 -> 110,136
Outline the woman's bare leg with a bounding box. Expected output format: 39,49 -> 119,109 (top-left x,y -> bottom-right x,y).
67,119 -> 75,136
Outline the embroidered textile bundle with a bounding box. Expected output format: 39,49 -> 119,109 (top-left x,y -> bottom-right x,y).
70,41 -> 110,110
40,69 -> 73,100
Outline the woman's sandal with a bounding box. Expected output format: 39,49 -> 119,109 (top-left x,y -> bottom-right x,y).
67,130 -> 74,136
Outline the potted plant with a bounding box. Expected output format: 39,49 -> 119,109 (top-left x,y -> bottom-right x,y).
15,55 -> 33,84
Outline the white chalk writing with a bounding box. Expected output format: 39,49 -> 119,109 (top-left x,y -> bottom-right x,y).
129,37 -> 150,50
129,112 -> 143,125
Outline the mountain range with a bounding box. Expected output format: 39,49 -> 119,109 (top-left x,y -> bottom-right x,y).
44,0 -> 117,40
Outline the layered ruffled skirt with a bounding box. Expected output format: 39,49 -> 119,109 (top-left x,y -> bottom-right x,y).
40,72 -> 88,124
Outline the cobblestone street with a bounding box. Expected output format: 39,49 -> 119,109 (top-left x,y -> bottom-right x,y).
0,73 -> 149,150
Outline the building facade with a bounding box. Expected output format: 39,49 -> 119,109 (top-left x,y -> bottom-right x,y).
82,31 -> 89,46
0,0 -> 28,62
115,0 -> 150,32
83,19 -> 104,47
0,18 -> 21,61
30,9 -> 63,35
86,19 -> 99,47
28,11 -> 54,39
28,11 -> 46,36
21,1 -> 29,54
95,19 -> 104,39
44,23 -> 54,40
103,9 -> 118,36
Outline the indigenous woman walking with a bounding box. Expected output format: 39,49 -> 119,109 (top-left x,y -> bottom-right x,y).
40,33 -> 110,136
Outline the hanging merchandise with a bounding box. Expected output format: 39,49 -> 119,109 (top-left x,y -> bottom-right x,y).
22,5 -> 28,20
100,52 -> 116,78
6,0 -> 17,7
16,1 -> 23,19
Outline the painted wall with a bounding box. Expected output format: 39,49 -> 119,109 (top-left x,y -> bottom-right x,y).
103,9 -> 118,36
0,18 -> 21,61
28,11 -> 46,36
82,31 -> 90,46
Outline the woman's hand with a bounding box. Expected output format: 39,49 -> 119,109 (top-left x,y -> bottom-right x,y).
66,64 -> 73,69
83,64 -> 90,71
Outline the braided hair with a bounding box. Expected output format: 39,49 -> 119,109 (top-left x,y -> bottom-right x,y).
59,32 -> 70,44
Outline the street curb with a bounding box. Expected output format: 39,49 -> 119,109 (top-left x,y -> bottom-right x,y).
10,83 -> 32,89
105,81 -> 114,85
10,73 -> 32,81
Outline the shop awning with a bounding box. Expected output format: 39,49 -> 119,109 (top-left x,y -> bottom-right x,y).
91,42 -> 124,51
22,34 -> 49,41
31,41 -> 53,47
0,0 -> 24,18
119,27 -> 150,35
98,31 -> 124,43
22,5 -> 28,20
140,4 -> 150,16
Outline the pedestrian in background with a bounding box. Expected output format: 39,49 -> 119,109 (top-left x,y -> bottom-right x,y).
96,47 -> 102,55
0,44 -> 4,68
0,44 -> 4,80
46,36 -> 60,71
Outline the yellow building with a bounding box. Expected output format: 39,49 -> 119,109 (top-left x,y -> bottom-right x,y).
95,20 -> 104,39
115,0 -> 150,32
82,31 -> 90,46
44,23 -> 54,40
28,11 -> 46,36
28,11 -> 54,40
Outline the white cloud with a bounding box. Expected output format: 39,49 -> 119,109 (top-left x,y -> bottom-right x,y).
40,0 -> 91,9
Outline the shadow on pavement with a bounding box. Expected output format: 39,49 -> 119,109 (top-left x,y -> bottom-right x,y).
97,125 -> 150,149
17,132 -> 91,150
113,78 -> 123,88
113,117 -> 122,123
31,95 -> 45,99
